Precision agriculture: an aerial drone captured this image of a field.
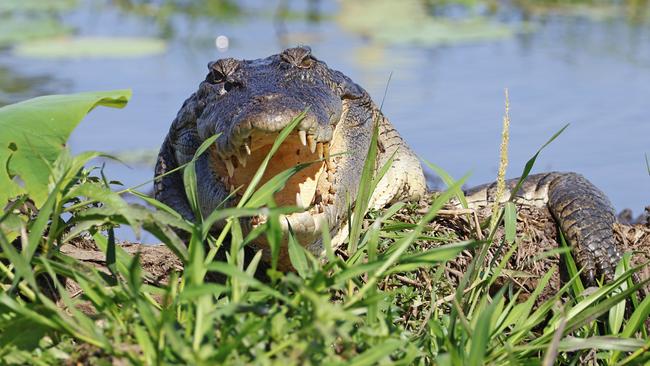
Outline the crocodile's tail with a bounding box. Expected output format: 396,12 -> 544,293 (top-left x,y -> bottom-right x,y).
463,172 -> 622,284
547,173 -> 621,283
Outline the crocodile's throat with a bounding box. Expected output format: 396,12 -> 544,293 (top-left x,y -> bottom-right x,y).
209,127 -> 337,215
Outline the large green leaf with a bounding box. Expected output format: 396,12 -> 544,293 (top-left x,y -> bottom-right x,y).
0,90 -> 131,205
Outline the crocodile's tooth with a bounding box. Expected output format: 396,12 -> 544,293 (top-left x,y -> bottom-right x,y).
299,130 -> 307,146
230,184 -> 235,194
232,155 -> 239,169
225,159 -> 235,177
240,145 -> 249,157
236,151 -> 247,167
323,142 -> 330,159
329,186 -> 336,194
307,134 -> 316,153
296,192 -> 304,208
323,142 -> 331,167
317,204 -> 324,213
316,142 -> 324,159
245,136 -> 252,155
327,170 -> 335,182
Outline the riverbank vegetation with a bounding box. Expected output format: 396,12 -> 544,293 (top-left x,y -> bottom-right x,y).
0,91 -> 648,365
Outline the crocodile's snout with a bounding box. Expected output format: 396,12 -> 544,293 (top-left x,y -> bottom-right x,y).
191,48 -> 350,221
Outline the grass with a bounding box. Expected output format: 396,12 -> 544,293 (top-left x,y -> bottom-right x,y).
0,94 -> 649,365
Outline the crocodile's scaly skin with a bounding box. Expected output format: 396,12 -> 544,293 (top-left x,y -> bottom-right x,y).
463,172 -> 622,283
155,46 -> 623,282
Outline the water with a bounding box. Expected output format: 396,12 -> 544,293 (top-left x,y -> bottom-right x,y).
1,1 -> 649,241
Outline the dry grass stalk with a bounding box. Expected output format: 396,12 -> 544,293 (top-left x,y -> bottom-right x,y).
490,88 -> 511,232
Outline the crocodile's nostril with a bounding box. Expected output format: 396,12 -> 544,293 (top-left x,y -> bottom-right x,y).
224,81 -> 237,92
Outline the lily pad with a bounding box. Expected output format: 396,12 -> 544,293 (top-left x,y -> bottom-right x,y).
0,90 -> 131,205
0,0 -> 78,12
338,0 -> 514,46
0,17 -> 71,47
13,37 -> 167,59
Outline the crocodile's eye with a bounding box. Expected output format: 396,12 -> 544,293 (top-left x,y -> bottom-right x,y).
207,58 -> 239,84
210,70 -> 226,84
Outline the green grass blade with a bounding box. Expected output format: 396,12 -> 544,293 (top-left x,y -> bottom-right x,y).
504,202 -> 516,244
345,173 -> 469,307
558,229 -> 585,297
423,160 -> 469,208
468,288 -> 505,366
237,111 -> 306,207
245,161 -> 313,208
346,339 -> 405,366
207,262 -> 291,303
348,115 -> 380,255
287,224 -> 309,278
507,124 -> 568,201
609,254 -> 630,335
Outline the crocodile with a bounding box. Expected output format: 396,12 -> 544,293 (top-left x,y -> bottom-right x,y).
154,46 -> 622,282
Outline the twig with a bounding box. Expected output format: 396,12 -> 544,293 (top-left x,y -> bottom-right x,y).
395,274 -> 423,288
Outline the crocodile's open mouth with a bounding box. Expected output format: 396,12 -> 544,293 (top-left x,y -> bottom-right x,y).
210,128 -> 337,215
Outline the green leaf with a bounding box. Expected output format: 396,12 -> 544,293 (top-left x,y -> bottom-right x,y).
423,160 -> 469,208
468,289 -> 505,366
245,161 -> 312,208
133,325 -> 157,365
508,124 -> 569,201
609,253 -> 630,335
14,37 -> 167,59
345,174 -> 469,307
558,336 -> 644,352
0,313 -> 49,351
348,120 -> 380,254
0,90 -> 131,205
558,229 -> 585,297
178,284 -> 228,301
287,224 -> 309,278
237,111 -> 306,207
346,339 -> 405,366
207,262 -> 290,303
387,241 -> 476,274
67,182 -> 141,235
504,202 -> 516,244
609,291 -> 650,363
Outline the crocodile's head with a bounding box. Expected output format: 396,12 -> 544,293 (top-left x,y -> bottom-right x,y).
185,46 -> 373,266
